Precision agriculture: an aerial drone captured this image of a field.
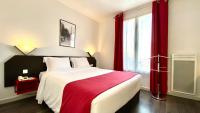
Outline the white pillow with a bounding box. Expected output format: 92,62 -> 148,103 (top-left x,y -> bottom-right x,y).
70,57 -> 90,68
44,57 -> 71,72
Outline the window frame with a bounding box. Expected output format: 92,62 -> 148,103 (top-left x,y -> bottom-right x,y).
123,13 -> 152,75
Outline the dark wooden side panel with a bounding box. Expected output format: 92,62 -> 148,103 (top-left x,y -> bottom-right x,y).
4,55 -> 96,87
4,56 -> 44,87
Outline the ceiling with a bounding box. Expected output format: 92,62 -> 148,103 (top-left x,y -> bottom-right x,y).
57,0 -> 151,22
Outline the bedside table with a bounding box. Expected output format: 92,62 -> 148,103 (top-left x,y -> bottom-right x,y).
15,77 -> 39,95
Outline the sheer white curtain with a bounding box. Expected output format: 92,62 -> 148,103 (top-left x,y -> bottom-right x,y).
123,14 -> 152,74
123,18 -> 136,71
137,14 -> 152,73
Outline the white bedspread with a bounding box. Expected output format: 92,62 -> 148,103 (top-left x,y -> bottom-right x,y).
36,67 -> 141,113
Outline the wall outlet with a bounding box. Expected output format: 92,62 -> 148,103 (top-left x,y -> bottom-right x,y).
22,69 -> 28,74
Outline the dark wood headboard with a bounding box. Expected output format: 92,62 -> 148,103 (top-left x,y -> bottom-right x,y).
4,55 -> 96,87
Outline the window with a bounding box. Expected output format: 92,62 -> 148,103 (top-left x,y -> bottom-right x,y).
123,13 -> 152,74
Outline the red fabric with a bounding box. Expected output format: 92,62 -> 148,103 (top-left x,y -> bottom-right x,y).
15,77 -> 39,95
150,1 -> 159,97
150,0 -> 168,97
159,0 -> 168,96
60,71 -> 137,113
114,13 -> 124,71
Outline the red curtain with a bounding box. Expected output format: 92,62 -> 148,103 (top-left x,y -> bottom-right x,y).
150,0 -> 168,98
150,1 -> 159,97
114,13 -> 124,71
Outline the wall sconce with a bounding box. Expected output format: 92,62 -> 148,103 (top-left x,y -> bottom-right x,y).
85,47 -> 95,57
14,40 -> 36,55
14,46 -> 36,55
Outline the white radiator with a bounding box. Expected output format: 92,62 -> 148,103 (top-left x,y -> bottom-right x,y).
171,54 -> 197,95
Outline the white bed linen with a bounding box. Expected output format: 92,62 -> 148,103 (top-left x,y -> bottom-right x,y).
36,67 -> 141,113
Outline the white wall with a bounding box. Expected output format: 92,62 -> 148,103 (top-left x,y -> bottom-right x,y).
168,0 -> 200,99
97,0 -> 200,99
0,0 -> 98,102
96,17 -> 115,69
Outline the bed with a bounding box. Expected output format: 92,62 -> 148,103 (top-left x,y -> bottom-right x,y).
4,55 -> 141,113
36,67 -> 141,113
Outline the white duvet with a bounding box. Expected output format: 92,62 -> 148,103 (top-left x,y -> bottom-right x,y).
36,67 -> 141,113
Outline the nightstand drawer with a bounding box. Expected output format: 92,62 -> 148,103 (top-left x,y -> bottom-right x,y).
15,77 -> 39,95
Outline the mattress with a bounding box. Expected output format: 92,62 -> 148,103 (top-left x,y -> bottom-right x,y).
36,67 -> 141,113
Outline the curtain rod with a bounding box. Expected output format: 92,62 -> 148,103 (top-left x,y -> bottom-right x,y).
154,0 -> 168,2
113,12 -> 123,19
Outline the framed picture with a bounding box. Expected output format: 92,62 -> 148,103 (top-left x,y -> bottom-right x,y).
59,19 -> 76,47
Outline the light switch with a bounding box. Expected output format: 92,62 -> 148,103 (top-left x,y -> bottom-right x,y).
22,69 -> 28,74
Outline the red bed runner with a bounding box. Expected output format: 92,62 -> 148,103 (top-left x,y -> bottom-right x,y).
60,71 -> 137,113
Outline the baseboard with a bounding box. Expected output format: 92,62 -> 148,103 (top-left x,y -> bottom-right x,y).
168,91 -> 200,101
0,92 -> 36,105
140,86 -> 200,101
